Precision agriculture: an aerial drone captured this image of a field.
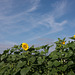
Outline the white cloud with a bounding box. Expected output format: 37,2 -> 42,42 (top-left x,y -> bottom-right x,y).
51,0 -> 67,18
13,0 -> 68,43
0,0 -> 67,37
0,0 -> 69,53
26,0 -> 40,12
20,2 -> 68,51
0,0 -> 40,36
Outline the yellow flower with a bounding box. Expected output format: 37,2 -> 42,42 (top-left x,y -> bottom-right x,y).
74,35 -> 75,38
22,43 -> 29,51
62,41 -> 65,44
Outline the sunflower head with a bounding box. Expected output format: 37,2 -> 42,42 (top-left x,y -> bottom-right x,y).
22,43 -> 29,51
62,41 -> 65,45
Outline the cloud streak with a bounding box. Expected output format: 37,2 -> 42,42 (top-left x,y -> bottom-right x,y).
0,0 -> 67,36
0,0 -> 40,36
25,0 -> 68,43
0,0 -> 69,53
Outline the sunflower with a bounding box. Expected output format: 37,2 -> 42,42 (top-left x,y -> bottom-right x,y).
74,35 -> 75,38
22,43 -> 29,51
62,41 -> 65,45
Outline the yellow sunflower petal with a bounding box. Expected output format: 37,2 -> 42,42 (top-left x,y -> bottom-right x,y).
74,35 -> 75,38
22,43 -> 29,51
62,41 -> 65,44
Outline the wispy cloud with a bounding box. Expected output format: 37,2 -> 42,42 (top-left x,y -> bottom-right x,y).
0,0 -> 41,52
0,0 -> 69,53
26,0 -> 40,13
25,0 -> 68,43
0,0 -> 67,36
0,0 -> 40,36
51,0 -> 67,18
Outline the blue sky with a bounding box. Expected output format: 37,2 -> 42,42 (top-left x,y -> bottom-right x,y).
0,0 -> 75,54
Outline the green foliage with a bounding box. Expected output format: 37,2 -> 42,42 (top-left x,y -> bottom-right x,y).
0,36 -> 75,75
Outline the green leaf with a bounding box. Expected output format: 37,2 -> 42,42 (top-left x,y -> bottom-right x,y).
20,67 -> 31,75
47,61 -> 53,67
69,36 -> 75,40
50,51 -> 57,57
4,71 -> 9,75
68,70 -> 75,75
17,60 -> 26,68
68,50 -> 73,57
65,53 -> 68,57
0,65 -> 8,74
52,55 -> 58,60
54,41 -> 60,44
46,44 -> 54,50
43,44 -> 49,48
3,49 -> 10,54
35,47 -> 41,50
57,65 -> 67,71
13,45 -> 18,48
51,68 -> 57,74
11,55 -> 16,61
68,61 -> 74,66
62,65 -> 67,71
32,51 -> 36,53
35,51 -> 40,55
29,56 -> 36,63
58,38 -> 61,41
58,65 -> 67,71
57,66 -> 63,71
30,45 -> 34,48
10,49 -> 15,53
1,55 -> 6,60
42,56 -> 46,61
13,68 -> 20,75
44,49 -> 48,53
0,67 -> 6,74
57,52 -> 62,57
53,60 -> 60,66
40,51 -> 45,55
37,57 -> 43,64
0,61 -> 4,67
7,58 -> 12,61
63,37 -> 66,41
18,46 -> 21,50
